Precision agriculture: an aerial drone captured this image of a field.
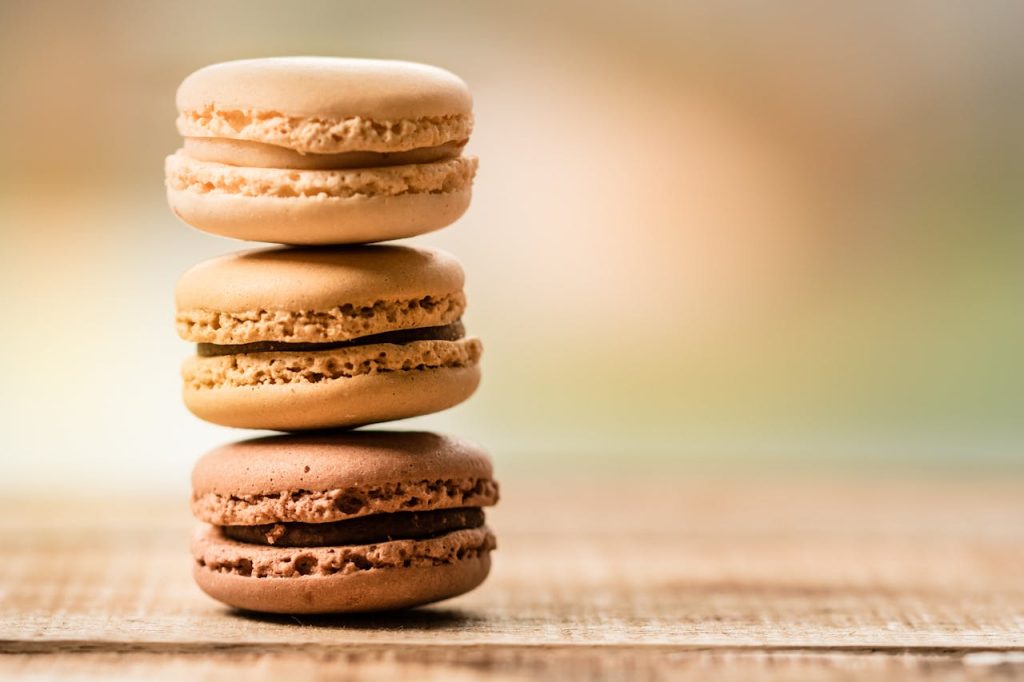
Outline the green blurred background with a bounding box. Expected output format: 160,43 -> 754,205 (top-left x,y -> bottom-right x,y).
1,1 -> 1021,494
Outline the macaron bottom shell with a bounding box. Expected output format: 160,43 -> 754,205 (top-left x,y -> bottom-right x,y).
192,525 -> 493,614
183,360 -> 482,431
165,151 -> 475,245
168,187 -> 472,245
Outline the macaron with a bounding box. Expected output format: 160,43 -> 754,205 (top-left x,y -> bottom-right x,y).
175,245 -> 482,430
191,431 -> 499,614
165,57 -> 478,245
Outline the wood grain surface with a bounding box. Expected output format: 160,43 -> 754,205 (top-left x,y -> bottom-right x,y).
2,477 -> 1023,680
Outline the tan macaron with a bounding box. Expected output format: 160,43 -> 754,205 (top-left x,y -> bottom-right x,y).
166,57 -> 477,245
175,245 -> 482,431
191,431 -> 499,614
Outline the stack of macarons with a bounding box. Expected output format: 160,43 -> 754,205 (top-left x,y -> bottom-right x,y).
166,57 -> 497,614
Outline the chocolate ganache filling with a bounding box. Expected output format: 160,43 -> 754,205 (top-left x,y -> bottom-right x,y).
198,321 -> 465,357
223,507 -> 485,547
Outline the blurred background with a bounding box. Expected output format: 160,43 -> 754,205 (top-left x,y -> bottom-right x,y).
1,0 -> 1021,496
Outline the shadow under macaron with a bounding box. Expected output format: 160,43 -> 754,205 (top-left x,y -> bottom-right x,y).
228,605 -> 485,630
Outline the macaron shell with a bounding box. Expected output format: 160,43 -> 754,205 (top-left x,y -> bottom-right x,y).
165,151 -> 475,246
165,152 -> 476,199
167,185 -> 472,246
192,524 -> 493,614
183,361 -> 481,431
175,245 -> 465,321
193,474 -> 499,525
191,429 -> 498,526
177,57 -> 472,121
193,549 -> 491,614
178,292 -> 466,346
176,57 -> 472,154
192,429 -> 494,498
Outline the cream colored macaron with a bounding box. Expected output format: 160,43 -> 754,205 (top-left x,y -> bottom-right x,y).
175,245 -> 482,430
165,57 -> 478,245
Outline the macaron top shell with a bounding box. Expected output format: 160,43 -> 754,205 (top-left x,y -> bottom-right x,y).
191,431 -> 499,525
175,245 -> 467,344
176,57 -> 473,154
192,431 -> 493,496
176,245 -> 463,313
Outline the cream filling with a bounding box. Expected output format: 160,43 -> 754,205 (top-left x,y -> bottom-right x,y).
183,137 -> 466,170
182,338 -> 483,390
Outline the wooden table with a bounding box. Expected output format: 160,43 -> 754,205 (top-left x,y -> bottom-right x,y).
3,476 -> 1023,680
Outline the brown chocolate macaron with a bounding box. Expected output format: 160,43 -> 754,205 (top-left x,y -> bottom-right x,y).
191,431 -> 499,614
175,244 -> 482,430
